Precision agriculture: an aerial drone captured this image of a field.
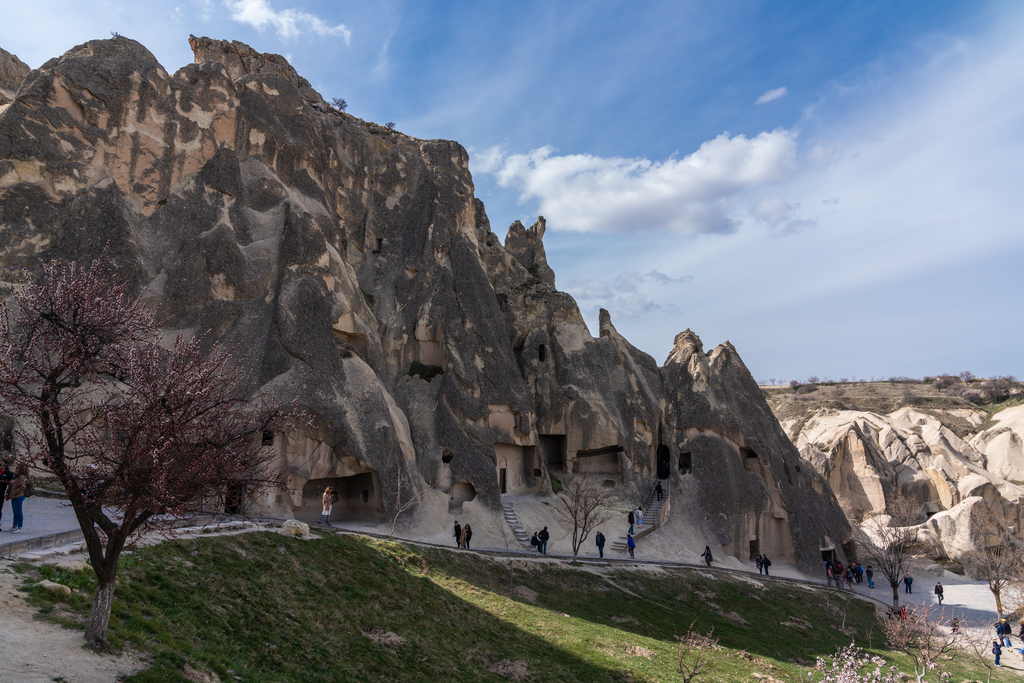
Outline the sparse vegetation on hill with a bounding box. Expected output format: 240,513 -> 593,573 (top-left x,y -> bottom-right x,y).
18,532 -> 1011,682
764,376 -> 1022,438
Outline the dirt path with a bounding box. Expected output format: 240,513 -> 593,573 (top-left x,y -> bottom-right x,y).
0,561 -> 144,682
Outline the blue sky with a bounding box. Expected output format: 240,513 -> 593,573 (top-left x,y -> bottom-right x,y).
2,1 -> 1022,382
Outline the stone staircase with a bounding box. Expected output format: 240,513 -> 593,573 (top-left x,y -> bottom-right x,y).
610,482 -> 669,554
501,497 -> 531,547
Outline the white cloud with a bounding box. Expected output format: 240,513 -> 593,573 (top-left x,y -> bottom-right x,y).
480,129 -> 798,234
564,270 -> 691,321
756,87 -> 788,104
749,194 -> 817,236
224,0 -> 351,43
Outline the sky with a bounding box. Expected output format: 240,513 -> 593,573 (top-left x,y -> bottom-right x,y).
2,0 -> 1022,382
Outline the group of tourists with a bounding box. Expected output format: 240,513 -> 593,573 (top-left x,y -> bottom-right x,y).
824,559 -> 869,589
627,506 -> 643,535
528,526 -> 548,553
0,461 -> 30,533
754,553 -> 772,575
453,521 -> 474,548
992,618 -> 1021,667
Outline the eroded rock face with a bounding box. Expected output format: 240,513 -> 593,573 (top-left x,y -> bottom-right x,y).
0,37 -> 851,571
787,405 -> 1024,559
0,46 -> 29,105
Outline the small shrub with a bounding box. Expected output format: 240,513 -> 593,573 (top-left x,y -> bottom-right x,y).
386,122 -> 396,130
330,97 -> 348,111
550,476 -> 563,494
361,289 -> 374,305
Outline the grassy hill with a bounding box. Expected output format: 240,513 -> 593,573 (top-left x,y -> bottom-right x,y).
19,531 -> 1012,682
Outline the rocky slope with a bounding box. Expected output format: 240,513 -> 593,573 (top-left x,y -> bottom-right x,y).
0,36 -> 850,570
774,382 -> 1024,561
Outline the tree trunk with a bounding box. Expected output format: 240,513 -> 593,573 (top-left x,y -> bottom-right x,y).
84,579 -> 116,651
891,580 -> 900,608
994,588 -> 1004,617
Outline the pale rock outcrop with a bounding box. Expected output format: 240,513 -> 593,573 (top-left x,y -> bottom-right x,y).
280,519 -> 310,537
790,403 -> 1024,559
920,496 -> 1000,561
970,406 -> 1024,482
0,37 -> 852,572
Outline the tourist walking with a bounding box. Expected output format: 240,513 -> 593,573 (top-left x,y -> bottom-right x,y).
866,565 -> 874,588
5,463 -> 28,533
317,486 -> 336,526
462,524 -> 473,549
453,521 -> 462,548
934,582 -> 943,605
538,526 -> 549,554
756,553 -> 763,574
595,530 -> 605,558
701,545 -> 713,567
636,507 -> 643,527
762,555 -> 771,576
993,640 -> 1002,667
627,509 -> 635,535
627,533 -> 635,559
903,574 -> 913,594
655,482 -> 663,501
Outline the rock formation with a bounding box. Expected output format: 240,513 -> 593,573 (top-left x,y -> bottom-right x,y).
0,36 -> 851,571
786,404 -> 1024,561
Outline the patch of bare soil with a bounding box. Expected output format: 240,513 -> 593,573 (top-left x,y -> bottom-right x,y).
512,585 -> 538,602
625,645 -> 653,658
0,561 -> 145,682
487,658 -> 530,680
360,626 -> 406,648
610,615 -> 639,624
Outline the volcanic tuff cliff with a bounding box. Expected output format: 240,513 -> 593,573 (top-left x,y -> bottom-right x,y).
0,36 -> 851,570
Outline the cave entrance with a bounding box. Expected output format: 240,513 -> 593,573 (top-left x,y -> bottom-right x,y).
573,445 -> 623,475
450,482 -> 477,511
679,451 -> 692,475
301,472 -> 383,523
495,443 -> 541,494
656,444 -> 670,479
539,434 -> 566,471
749,539 -> 759,561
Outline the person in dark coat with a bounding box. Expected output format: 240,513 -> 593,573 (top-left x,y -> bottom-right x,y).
993,639 -> 1002,667
904,574 -> 913,593
866,565 -> 874,588
453,521 -> 462,548
538,527 -> 549,554
530,532 -> 540,550
934,582 -> 944,605
762,555 -> 771,576
463,524 -> 473,549
756,553 -> 763,574
595,530 -> 606,558
701,546 -> 713,567
627,533 -> 636,559
655,482 -> 664,501
627,510 -> 635,535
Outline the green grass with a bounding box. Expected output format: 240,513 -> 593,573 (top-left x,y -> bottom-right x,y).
19,532 -> 1013,682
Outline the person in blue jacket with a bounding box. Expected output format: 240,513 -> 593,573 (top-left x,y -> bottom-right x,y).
627,533 -> 636,558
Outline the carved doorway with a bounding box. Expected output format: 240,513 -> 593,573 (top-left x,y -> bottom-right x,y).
656,444 -> 670,479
